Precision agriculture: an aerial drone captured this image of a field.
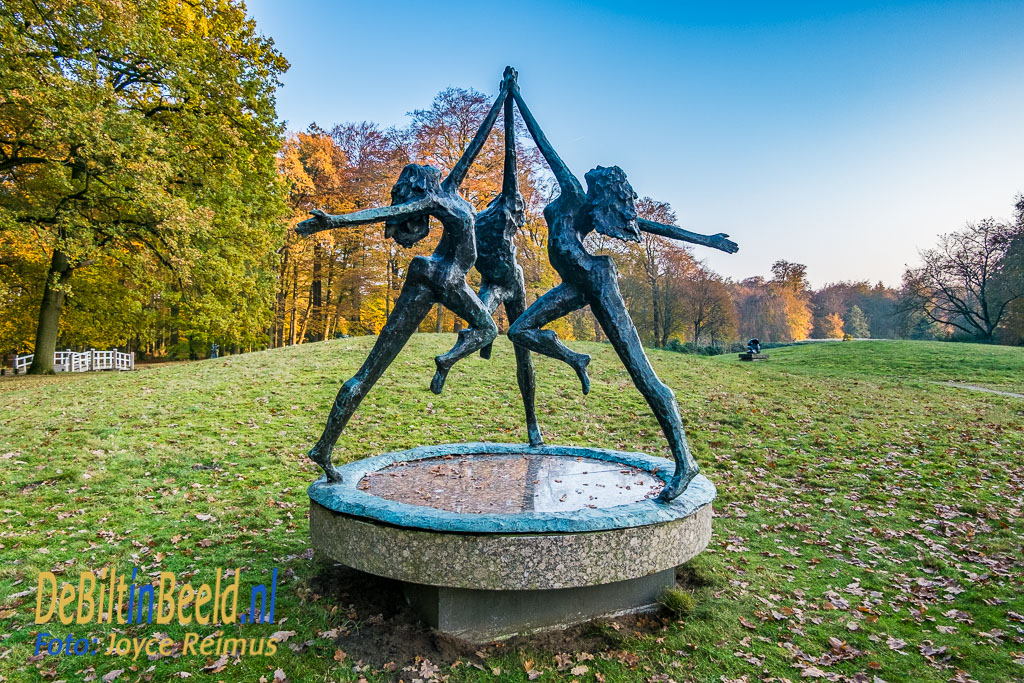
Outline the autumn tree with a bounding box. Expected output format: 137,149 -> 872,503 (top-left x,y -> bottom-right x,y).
770,260 -> 813,340
273,87 -> 550,345
0,0 -> 288,372
677,264 -> 737,345
902,216 -> 1024,342
811,280 -> 899,339
819,312 -> 845,338
408,87 -> 533,333
731,261 -> 813,342
733,277 -> 788,341
612,199 -> 699,346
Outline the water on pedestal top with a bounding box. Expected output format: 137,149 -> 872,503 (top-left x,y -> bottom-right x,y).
359,453 -> 663,514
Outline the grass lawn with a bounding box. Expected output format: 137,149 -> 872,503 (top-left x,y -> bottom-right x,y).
1,337 -> 1022,682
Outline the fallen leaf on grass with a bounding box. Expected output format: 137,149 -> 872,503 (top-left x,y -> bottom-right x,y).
269,630 -> 296,642
102,670 -> 124,682
201,655 -> 228,673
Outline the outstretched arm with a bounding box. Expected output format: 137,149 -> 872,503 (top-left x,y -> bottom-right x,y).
638,218 -> 739,254
296,199 -> 434,235
511,85 -> 584,197
443,69 -> 514,192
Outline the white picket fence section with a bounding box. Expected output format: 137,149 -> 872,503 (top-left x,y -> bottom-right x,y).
12,348 -> 135,374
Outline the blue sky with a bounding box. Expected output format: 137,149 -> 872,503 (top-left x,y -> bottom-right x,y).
246,0 -> 1024,287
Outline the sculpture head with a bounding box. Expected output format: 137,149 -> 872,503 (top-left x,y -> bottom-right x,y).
583,166 -> 640,242
386,164 -> 442,247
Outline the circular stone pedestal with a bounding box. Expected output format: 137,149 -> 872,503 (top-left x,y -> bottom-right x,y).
309,443 -> 715,642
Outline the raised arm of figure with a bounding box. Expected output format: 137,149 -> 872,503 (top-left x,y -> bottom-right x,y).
501,87 -> 519,197
443,68 -> 515,192
296,199 -> 435,236
638,218 -> 739,254
511,86 -> 584,197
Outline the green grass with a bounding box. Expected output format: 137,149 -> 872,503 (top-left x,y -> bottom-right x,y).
1,337 -> 1022,682
761,339 -> 1024,393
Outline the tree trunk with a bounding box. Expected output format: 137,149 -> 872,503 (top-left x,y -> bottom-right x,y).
274,246 -> 290,347
296,299 -> 314,344
169,304 -> 180,348
289,262 -> 298,345
435,304 -> 444,333
311,242 -> 323,341
28,249 -> 73,374
649,278 -> 662,347
323,252 -> 334,340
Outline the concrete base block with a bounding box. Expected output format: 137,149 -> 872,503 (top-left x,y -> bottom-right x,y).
402,568 -> 675,642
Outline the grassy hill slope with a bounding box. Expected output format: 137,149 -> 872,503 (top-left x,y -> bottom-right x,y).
1,337 -> 1022,682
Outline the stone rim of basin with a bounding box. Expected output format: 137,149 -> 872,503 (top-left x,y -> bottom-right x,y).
307,442 -> 716,534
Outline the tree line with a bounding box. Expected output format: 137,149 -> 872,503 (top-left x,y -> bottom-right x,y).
2,2 -> 1022,373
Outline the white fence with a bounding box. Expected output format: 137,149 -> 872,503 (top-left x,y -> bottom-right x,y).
12,348 -> 135,374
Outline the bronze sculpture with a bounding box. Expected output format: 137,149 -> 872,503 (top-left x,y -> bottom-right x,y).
297,68 -> 739,501
430,79 -> 543,446
295,70 -> 517,482
506,82 -> 738,501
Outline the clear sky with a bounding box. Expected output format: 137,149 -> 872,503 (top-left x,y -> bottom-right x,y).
246,0 -> 1024,288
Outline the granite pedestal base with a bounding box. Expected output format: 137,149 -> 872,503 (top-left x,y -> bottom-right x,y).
308,443 -> 716,642
401,569 -> 675,642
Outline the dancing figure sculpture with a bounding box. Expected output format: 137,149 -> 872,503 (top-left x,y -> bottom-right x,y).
295,70 -> 517,482
430,84 -> 544,446
506,83 -> 739,502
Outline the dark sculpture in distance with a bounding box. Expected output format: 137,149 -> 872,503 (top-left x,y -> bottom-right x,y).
296,67 -> 739,501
